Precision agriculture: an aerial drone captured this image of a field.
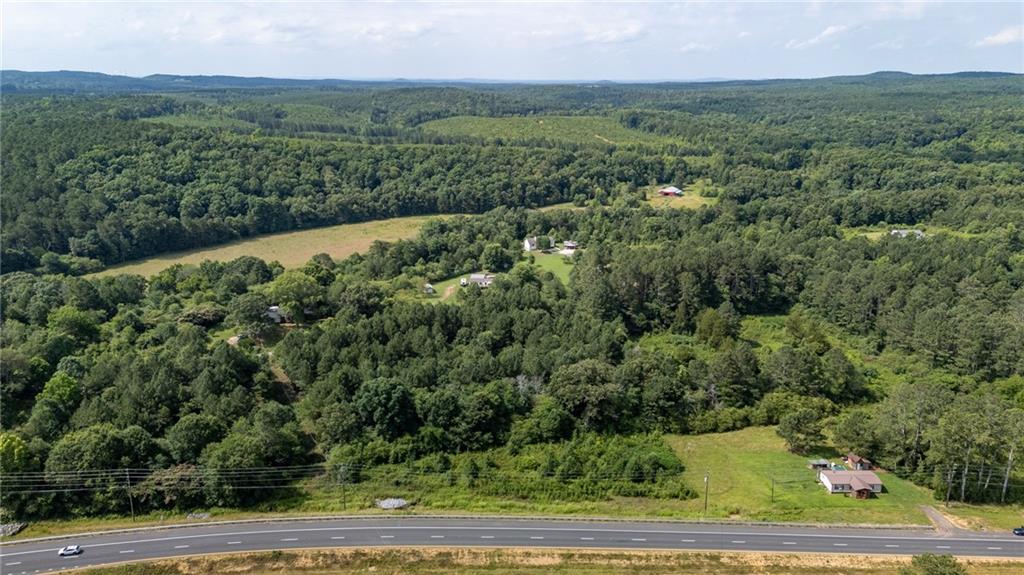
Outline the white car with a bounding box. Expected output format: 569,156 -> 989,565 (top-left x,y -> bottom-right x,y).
57,545 -> 82,557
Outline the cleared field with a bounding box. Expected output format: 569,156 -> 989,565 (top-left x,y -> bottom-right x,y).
89,216 -> 434,278
645,181 -> 720,210
421,254 -> 573,304
666,426 -> 935,526
420,115 -> 676,146
532,251 -> 574,284
77,548 -> 1023,575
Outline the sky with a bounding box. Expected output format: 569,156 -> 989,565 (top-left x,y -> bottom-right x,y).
2,1 -> 1022,81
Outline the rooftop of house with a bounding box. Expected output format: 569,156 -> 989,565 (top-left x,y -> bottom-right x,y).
820,469 -> 882,485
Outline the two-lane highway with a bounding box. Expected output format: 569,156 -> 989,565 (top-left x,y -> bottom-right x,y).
2,517 -> 1023,573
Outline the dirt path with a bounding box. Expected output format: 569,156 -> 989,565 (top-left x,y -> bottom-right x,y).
441,285 -> 457,301
920,504 -> 968,536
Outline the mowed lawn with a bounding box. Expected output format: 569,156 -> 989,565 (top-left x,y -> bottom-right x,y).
420,115 -> 676,146
89,216 -> 434,278
532,251 -> 574,283
666,427 -> 935,526
422,253 -> 574,304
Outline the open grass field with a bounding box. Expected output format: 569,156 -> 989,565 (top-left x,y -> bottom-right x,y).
532,251 -> 575,284
421,253 -> 574,304
420,115 -> 677,146
88,216 -> 435,278
666,427 -> 935,526
422,274 -> 475,304
77,548 -> 1024,575
644,182 -> 720,210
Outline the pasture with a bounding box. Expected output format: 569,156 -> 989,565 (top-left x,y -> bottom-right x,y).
89,216 -> 434,278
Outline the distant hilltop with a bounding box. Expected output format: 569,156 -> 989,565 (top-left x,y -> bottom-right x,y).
1,69 -> 1020,94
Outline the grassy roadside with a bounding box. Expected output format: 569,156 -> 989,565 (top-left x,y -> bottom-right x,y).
666,427 -> 934,526
12,427 -> 1019,542
77,548 -> 1024,575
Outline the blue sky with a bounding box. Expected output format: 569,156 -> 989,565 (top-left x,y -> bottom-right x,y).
3,1 -> 1021,80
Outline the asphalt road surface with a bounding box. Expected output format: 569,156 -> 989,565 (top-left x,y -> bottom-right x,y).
2,517 -> 1023,573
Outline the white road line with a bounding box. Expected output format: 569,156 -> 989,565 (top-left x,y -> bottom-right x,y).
581,537 -> 595,540
731,540 -> 746,544
1,527 -> 1015,558
380,535 -> 394,539
833,543 -> 847,547
280,538 -> 298,542
936,545 -> 951,549
988,547 -> 1003,550
783,542 -> 796,545
680,539 -> 695,543
119,550 -> 134,554
227,541 -> 242,545
885,544 -> 900,548
173,545 -> 189,549
7,562 -> 21,566
331,536 -> 346,540
530,536 -> 544,540
481,536 -> 495,539
632,538 -> 647,542
430,535 -> 445,539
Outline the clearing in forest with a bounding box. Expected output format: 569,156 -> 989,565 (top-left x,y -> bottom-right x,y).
645,181 -> 720,210
89,216 -> 434,278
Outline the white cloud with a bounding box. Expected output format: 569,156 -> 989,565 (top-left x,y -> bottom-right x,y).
679,42 -> 712,53
975,26 -> 1024,47
786,25 -> 848,49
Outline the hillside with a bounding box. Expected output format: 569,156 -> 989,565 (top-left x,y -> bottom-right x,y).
1,73 -> 1022,532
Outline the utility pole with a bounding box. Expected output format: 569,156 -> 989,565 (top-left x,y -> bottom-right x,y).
124,469 -> 136,522
339,465 -> 347,511
703,470 -> 710,517
944,465 -> 957,508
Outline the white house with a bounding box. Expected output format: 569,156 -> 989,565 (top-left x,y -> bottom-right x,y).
462,273 -> 496,288
818,470 -> 883,499
523,236 -> 540,252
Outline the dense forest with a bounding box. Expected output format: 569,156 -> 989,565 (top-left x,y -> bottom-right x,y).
1,72 -> 1023,520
